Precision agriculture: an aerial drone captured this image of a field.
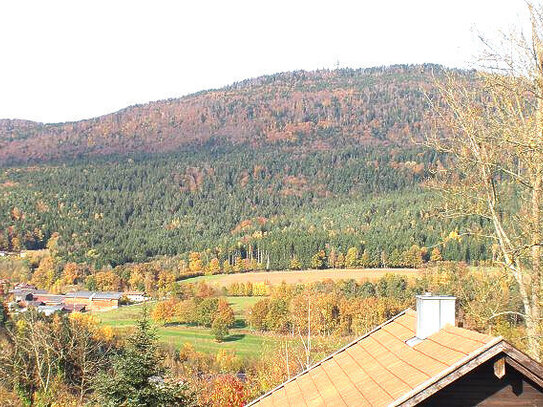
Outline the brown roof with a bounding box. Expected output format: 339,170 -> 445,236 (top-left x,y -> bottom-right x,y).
248,309 -> 501,407
33,294 -> 65,304
62,304 -> 86,312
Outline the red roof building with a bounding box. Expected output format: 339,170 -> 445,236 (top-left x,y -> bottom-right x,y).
248,295 -> 543,406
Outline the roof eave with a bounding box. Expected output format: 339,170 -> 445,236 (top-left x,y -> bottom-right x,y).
389,336 -> 506,406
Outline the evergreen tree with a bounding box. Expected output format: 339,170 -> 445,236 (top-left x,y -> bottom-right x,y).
94,307 -> 194,406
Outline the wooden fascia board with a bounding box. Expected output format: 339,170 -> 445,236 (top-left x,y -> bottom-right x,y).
502,343 -> 543,388
393,340 -> 543,406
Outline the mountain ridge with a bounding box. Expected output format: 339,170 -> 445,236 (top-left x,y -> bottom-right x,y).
0,64 -> 452,165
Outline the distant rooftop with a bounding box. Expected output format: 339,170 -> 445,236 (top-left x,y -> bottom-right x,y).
33,294 -> 65,303
93,292 -> 123,300
65,291 -> 122,300
65,291 -> 94,299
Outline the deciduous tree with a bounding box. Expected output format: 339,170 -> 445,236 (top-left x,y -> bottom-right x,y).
428,2 -> 543,359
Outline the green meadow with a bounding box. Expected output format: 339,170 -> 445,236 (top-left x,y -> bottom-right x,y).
95,297 -> 273,359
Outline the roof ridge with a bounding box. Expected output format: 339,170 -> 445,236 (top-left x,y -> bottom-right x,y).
246,308 -> 413,407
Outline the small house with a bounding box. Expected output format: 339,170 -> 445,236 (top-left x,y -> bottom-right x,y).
248,294 -> 543,406
10,288 -> 47,303
13,283 -> 37,291
124,291 -> 147,303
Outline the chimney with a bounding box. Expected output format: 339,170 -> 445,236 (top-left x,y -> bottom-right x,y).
416,293 -> 456,339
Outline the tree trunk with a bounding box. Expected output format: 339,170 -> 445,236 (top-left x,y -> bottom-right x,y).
526,304 -> 541,361
528,170 -> 542,360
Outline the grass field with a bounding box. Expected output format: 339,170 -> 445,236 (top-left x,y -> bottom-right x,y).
228,296 -> 261,318
181,268 -> 421,287
95,297 -> 273,359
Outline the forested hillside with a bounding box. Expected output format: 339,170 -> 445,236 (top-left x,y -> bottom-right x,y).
0,65 -> 447,164
0,65 -> 488,269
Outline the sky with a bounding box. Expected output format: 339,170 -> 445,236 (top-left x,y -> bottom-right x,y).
0,0 -> 531,123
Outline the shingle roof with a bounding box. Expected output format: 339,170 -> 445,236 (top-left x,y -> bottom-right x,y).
248,309 -> 498,407
36,305 -> 65,316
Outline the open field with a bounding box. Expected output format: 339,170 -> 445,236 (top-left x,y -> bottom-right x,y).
227,296 -> 261,318
154,326 -> 272,357
96,302 -> 156,326
181,268 -> 421,287
95,298 -> 273,358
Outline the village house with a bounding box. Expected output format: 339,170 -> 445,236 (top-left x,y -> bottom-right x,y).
124,291 -> 147,303
7,285 -> 124,314
24,301 -> 86,314
64,291 -> 122,311
248,294 -> 543,406
9,284 -> 48,303
13,283 -> 37,291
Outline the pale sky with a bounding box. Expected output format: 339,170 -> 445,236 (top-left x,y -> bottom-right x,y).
0,0 -> 530,123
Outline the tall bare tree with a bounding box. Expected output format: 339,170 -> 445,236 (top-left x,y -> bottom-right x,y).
427,3 -> 543,359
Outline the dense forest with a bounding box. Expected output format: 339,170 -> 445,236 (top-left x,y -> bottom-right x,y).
0,65 -> 488,270
0,144 -> 489,269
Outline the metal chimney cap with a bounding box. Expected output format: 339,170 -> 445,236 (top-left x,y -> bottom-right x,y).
416,294 -> 456,300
